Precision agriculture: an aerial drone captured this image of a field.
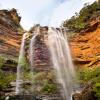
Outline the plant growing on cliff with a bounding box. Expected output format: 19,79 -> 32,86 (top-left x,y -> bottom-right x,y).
93,83 -> 100,100
0,57 -> 6,68
31,71 -> 58,94
19,56 -> 29,70
63,1 -> 100,32
77,67 -> 100,100
41,80 -> 57,94
77,67 -> 100,83
0,70 -> 15,90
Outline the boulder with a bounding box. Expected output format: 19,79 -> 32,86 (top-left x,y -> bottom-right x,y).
72,82 -> 97,100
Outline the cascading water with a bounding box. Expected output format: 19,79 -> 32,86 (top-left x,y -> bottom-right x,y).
29,34 -> 37,92
29,26 -> 40,93
15,26 -> 78,100
16,32 -> 28,94
48,27 -> 76,100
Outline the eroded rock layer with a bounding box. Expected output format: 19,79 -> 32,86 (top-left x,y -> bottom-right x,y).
70,20 -> 100,67
0,8 -> 23,57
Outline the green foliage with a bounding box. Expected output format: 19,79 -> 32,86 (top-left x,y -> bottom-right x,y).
63,1 -> 100,32
41,80 -> 57,94
77,67 -> 100,84
17,26 -> 24,33
77,67 -> 100,99
0,55 -> 18,69
93,83 -> 100,99
0,70 -> 15,90
0,96 -> 5,100
0,56 -> 6,68
32,71 -> 57,94
33,71 -> 55,84
19,56 -> 29,70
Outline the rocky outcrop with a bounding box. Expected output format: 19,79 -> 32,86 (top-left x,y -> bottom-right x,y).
26,26 -> 51,71
0,8 -> 21,31
70,19 -> 100,67
0,9 -> 23,73
0,9 -> 23,99
0,8 -> 23,57
72,82 -> 97,100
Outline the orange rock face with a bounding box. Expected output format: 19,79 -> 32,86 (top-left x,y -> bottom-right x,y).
0,25 -> 22,57
70,25 -> 100,67
0,9 -> 22,57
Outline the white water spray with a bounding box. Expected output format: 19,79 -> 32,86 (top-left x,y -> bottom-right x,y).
48,28 -> 76,100
15,26 -> 78,100
16,32 -> 28,94
29,35 -> 37,93
29,26 -> 40,93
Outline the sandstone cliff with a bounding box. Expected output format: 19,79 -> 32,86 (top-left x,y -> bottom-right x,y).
70,18 -> 100,68
0,8 -> 23,57
0,9 -> 23,72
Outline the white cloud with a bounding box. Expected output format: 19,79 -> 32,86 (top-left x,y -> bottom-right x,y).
49,0 -> 96,27
0,0 -> 96,30
0,0 -> 54,30
81,0 -> 96,3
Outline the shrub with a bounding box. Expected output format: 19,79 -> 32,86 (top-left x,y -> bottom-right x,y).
31,71 -> 57,94
0,57 -> 6,68
19,56 -> 29,70
41,81 -> 57,94
93,83 -> 100,100
63,1 -> 100,32
0,70 -> 15,90
77,67 -> 100,84
77,67 -> 100,99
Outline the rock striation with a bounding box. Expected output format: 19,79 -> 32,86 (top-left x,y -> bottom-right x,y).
70,19 -> 100,68
0,8 -> 23,73
0,8 -> 23,57
27,26 -> 51,71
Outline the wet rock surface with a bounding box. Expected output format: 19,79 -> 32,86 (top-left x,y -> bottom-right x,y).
72,82 -> 97,100
27,26 -> 52,71
8,95 -> 41,100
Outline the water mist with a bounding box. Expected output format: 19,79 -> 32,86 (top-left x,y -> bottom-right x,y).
16,32 -> 28,94
48,28 -> 76,100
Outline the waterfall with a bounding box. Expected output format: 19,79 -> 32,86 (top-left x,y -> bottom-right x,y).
16,32 -> 28,94
29,35 -> 37,93
15,26 -> 77,99
29,26 -> 40,93
29,35 -> 37,77
48,28 -> 76,100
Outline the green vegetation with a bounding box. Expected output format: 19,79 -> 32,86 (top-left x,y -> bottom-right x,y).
77,67 -> 100,100
41,80 -> 57,94
0,55 -> 18,69
63,1 -> 100,32
14,71 -> 58,95
77,67 -> 100,84
93,83 -> 100,99
0,55 -> 17,94
0,70 -> 16,100
0,70 -> 16,90
33,71 -> 58,94
19,56 -> 29,71
0,56 -> 6,68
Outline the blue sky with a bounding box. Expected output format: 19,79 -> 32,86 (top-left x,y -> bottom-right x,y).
0,0 -> 96,30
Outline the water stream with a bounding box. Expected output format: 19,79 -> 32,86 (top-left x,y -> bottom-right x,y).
29,26 -> 40,93
48,27 -> 76,100
15,27 -> 77,100
16,32 -> 28,94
